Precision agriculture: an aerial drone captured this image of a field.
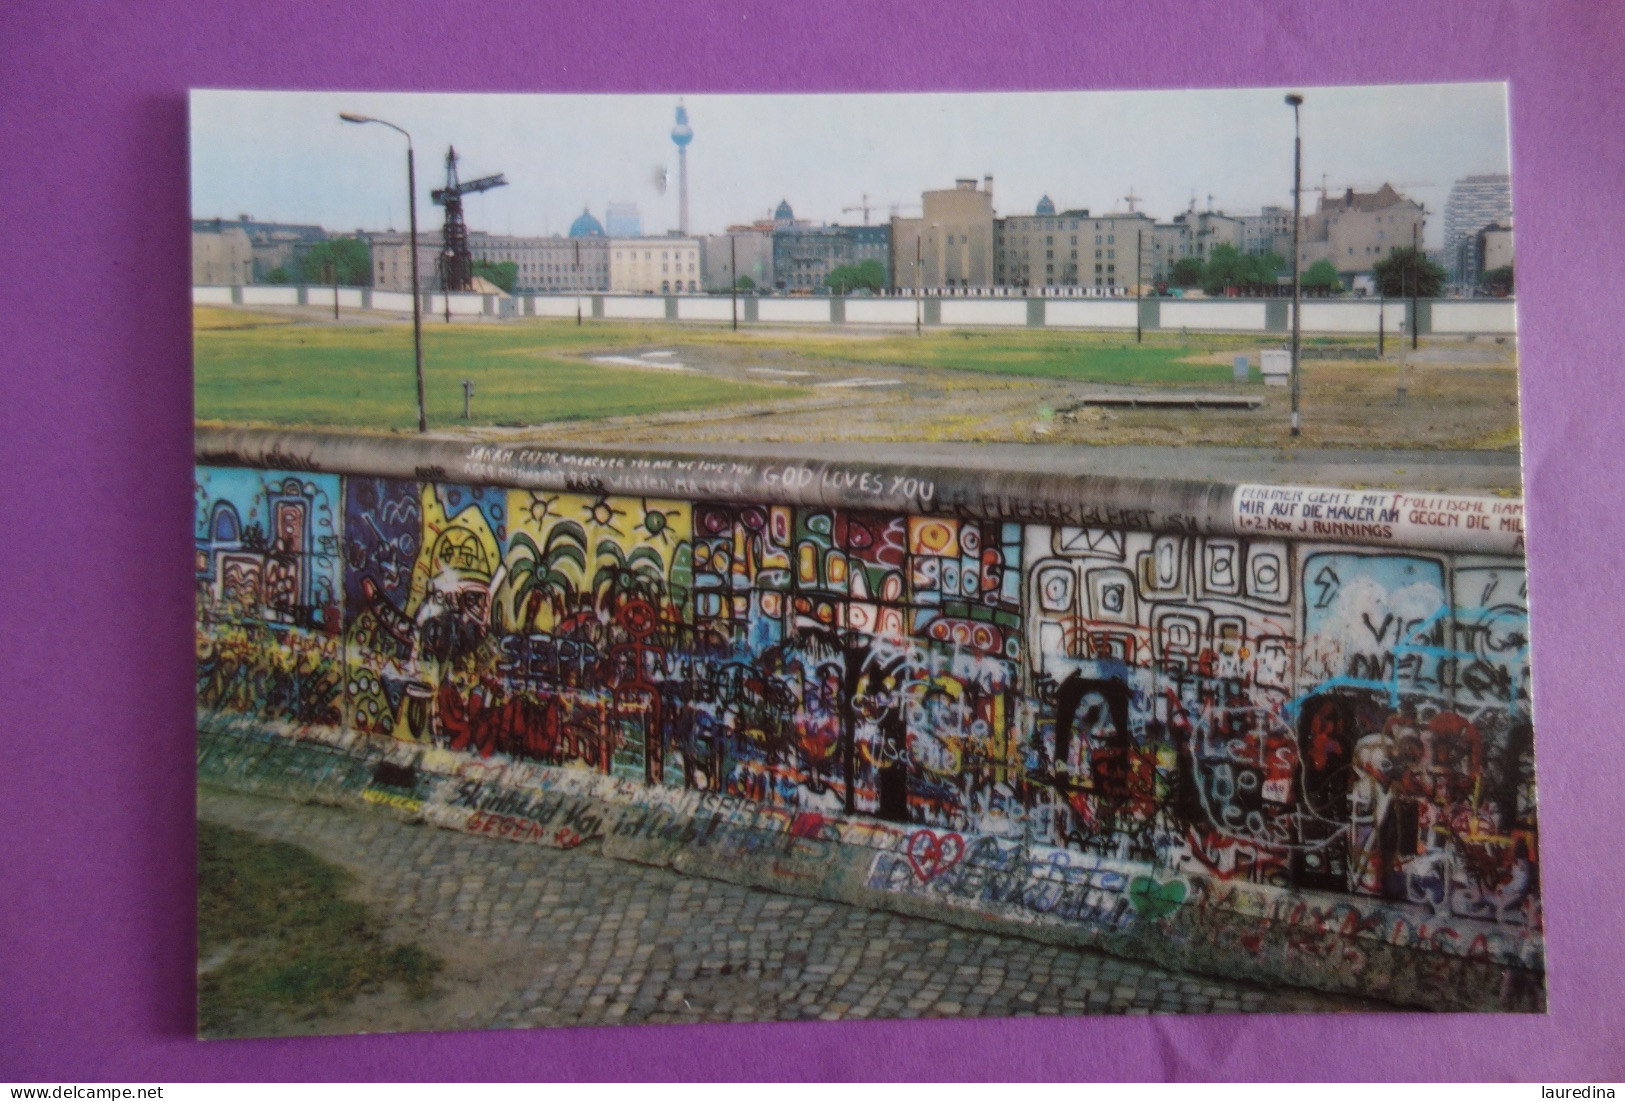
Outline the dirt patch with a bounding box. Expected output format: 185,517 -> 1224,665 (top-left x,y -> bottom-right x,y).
254,924 -> 545,1038
527,347 -> 1519,453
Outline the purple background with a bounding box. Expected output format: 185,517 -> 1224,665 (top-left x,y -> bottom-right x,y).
3,0 -> 1621,1081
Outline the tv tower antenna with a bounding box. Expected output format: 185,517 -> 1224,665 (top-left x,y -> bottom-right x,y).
671,101 -> 694,235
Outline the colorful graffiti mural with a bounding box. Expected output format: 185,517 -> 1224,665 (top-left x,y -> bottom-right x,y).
195,468 -> 344,727
197,467 -> 1538,956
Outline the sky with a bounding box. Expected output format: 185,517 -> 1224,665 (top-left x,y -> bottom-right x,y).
190,83 -> 1511,250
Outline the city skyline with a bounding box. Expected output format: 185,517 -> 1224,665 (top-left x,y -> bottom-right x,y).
191,84 -> 1511,251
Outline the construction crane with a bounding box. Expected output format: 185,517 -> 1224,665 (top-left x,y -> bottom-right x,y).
1316,176 -> 1436,204
842,193 -> 898,226
1122,188 -> 1142,213
430,146 -> 508,292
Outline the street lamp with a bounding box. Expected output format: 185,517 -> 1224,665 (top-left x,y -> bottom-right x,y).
915,232 -> 923,335
340,112 -> 428,433
1136,228 -> 1144,343
1285,93 -> 1304,438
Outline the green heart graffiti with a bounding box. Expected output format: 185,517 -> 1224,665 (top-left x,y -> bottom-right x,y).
1127,876 -> 1187,921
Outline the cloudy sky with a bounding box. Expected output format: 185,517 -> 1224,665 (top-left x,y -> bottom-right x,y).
191,83 -> 1510,249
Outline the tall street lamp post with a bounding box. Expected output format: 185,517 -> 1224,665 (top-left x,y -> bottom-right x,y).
1286,93 -> 1304,438
1135,228 -> 1144,344
1410,217 -> 1422,352
915,232 -> 923,336
340,112 -> 428,433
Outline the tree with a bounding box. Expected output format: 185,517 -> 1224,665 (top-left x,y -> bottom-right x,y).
471,260 -> 518,294
1169,257 -> 1204,287
1302,259 -> 1343,294
825,258 -> 887,295
1372,247 -> 1446,299
264,267 -> 292,285
1200,245 -> 1244,294
1482,264 -> 1515,297
298,237 -> 372,286
1245,250 -> 1287,292
1200,245 -> 1283,295
735,275 -> 755,291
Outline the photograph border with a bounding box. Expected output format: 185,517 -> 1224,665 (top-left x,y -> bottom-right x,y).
5,0 -> 1624,1082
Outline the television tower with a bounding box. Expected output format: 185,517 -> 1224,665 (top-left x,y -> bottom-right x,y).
671,101 -> 693,235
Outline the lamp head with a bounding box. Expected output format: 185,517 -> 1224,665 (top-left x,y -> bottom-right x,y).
339,112 -> 371,124
1285,93 -> 1304,108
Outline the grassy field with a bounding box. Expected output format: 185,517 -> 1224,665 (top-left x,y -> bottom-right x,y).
796,328 -> 1272,384
194,311 -> 795,429
198,820 -> 439,1037
192,309 -> 1518,453
194,309 -> 1286,429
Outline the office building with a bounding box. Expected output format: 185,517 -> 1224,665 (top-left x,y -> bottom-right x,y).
1300,184 -> 1425,290
699,232 -> 775,292
1444,174 -> 1512,285
192,220 -> 255,285
891,177 -> 996,290
995,204 -> 1153,291
466,231 -> 610,293
772,219 -> 890,292
610,237 -> 702,294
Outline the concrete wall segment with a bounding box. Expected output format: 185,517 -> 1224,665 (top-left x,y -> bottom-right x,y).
676,296 -> 736,321
757,298 -> 833,323
192,436 -> 1538,1012
1162,300 -> 1269,331
602,296 -> 668,319
940,299 -> 1028,326
195,427 -> 1523,556
844,299 -> 917,324
1432,300 -> 1518,334
1045,300 -> 1139,328
194,287 -> 1519,337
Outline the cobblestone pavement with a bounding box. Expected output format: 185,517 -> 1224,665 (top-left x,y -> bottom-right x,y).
200,785 -> 1395,1033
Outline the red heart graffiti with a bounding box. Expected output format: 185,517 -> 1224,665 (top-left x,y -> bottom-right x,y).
906,829 -> 966,882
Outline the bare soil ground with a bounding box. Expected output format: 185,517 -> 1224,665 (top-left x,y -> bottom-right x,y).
497,337 -> 1520,453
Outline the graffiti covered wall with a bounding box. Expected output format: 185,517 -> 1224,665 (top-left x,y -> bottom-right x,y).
195,448 -> 1540,1010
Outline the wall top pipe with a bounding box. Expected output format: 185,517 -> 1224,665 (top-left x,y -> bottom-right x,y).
194,425 -> 1524,556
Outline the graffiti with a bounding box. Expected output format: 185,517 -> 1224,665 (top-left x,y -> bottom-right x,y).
196,725 -> 372,796
866,837 -> 1140,932
1127,875 -> 1187,920
197,465 -> 1540,998
905,829 -> 966,882
364,787 -> 424,813
1234,485 -> 1525,555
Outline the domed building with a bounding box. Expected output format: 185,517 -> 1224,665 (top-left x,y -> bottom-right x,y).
568,208 -> 606,238
1036,195 -> 1056,216
774,199 -> 795,228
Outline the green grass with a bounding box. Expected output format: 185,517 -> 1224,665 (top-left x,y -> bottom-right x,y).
194,319 -> 794,430
194,306 -> 300,331
798,329 -> 1255,385
198,820 -> 439,1037
193,313 -> 1323,429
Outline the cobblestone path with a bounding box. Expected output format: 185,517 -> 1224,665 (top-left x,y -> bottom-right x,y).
199,785 -> 1393,1034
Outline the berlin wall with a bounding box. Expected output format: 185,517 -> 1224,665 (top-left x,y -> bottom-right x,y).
194,427 -> 1539,1011
194,286 -> 1518,337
